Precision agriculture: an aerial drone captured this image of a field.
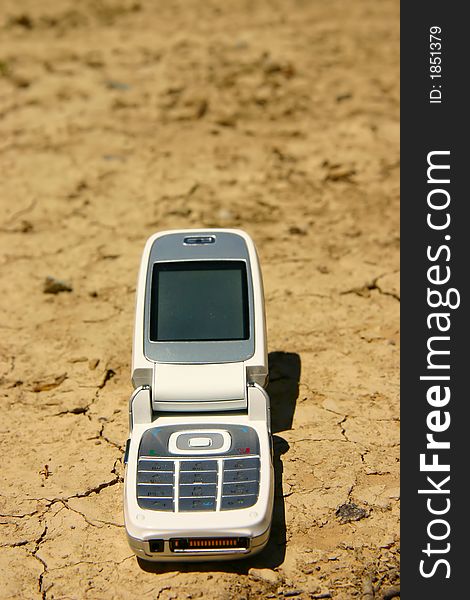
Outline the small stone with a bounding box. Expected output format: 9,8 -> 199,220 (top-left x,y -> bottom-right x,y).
106,80 -> 130,91
263,58 -> 295,78
324,165 -> 356,183
43,276 -> 72,294
217,208 -> 235,222
215,112 -> 237,127
8,14 -> 34,29
69,356 -> 87,363
173,98 -> 208,121
336,92 -> 352,102
288,226 -> 307,236
335,502 -> 368,523
31,373 -> 67,392
382,585 -> 400,599
20,220 -> 33,232
254,87 -> 271,105
248,568 -> 281,586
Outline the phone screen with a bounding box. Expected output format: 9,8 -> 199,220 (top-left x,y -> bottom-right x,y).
150,261 -> 249,342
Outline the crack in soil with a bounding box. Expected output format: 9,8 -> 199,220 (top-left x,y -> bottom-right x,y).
338,415 -> 349,442
0,538 -> 31,548
30,522 -> 49,600
340,272 -> 400,302
97,368 -> 116,389
49,367 -> 118,421
27,473 -> 122,506
98,423 -> 124,451
0,509 -> 42,519
60,500 -> 124,529
45,554 -> 134,573
54,406 -> 89,416
7,468 -> 124,597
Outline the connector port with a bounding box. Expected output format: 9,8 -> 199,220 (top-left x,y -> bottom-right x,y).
169,537 -> 249,553
148,539 -> 164,553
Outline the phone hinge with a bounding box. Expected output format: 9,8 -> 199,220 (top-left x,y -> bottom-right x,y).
129,385 -> 153,431
248,383 -> 271,429
151,362 -> 247,412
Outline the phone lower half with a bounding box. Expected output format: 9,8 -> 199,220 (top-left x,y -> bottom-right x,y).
123,416 -> 274,562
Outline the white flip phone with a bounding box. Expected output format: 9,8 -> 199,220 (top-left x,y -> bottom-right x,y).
124,229 -> 274,561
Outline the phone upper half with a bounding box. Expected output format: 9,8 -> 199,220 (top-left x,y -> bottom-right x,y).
139,230 -> 262,365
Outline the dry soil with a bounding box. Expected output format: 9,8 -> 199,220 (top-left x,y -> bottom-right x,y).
0,1 -> 399,598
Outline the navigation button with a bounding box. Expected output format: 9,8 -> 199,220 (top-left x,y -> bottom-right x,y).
188,437 -> 212,448
168,430 -> 231,455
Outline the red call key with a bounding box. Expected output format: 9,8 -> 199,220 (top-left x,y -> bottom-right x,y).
237,448 -> 251,454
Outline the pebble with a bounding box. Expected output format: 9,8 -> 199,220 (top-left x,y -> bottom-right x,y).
215,112 -> 237,127
335,502 -> 368,523
43,276 -> 73,294
288,226 -> 307,236
217,208 -> 235,222
382,585 -> 400,599
106,80 -> 130,91
248,568 -> 281,586
32,373 -> 67,392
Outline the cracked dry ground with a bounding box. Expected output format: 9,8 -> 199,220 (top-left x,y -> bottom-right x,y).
0,0 -> 399,598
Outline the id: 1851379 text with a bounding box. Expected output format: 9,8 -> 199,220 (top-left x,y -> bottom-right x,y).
429,26 -> 442,104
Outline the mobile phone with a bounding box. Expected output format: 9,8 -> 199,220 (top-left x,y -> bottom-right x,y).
124,229 -> 273,561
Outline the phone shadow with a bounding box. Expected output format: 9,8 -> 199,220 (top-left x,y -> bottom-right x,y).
267,350 -> 301,436
137,351 -> 300,575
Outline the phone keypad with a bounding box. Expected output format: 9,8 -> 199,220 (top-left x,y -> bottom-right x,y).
136,455 -> 261,512
135,425 -> 262,512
